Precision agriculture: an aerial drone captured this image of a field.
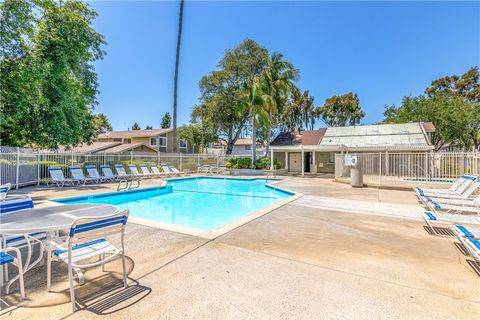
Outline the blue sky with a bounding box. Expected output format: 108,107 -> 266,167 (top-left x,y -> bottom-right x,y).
90,1 -> 480,130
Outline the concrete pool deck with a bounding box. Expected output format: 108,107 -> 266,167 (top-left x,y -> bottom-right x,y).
1,176 -> 479,319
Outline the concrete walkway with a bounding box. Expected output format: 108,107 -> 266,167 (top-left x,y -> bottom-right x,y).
2,177 -> 479,319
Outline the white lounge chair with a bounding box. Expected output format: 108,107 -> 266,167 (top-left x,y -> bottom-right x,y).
128,164 -> 148,179
114,164 -> 136,180
426,200 -> 480,214
419,180 -> 480,204
48,167 -> 78,187
70,166 -> 98,184
197,165 -> 212,174
150,165 -> 169,177
47,210 -> 129,312
160,164 -> 178,177
100,165 -> 122,181
170,166 -> 190,176
415,175 -> 477,197
85,165 -> 111,183
459,237 -> 480,262
451,225 -> 480,239
0,247 -> 25,299
422,211 -> 480,237
423,193 -> 480,207
139,164 -> 157,178
0,183 -> 11,199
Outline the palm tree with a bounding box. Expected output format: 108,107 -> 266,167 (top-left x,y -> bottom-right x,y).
172,0 -> 184,153
262,52 -> 299,152
244,77 -> 270,166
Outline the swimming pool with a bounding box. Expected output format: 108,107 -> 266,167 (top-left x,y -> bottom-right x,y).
54,177 -> 294,232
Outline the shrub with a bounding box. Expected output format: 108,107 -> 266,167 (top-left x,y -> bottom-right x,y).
255,157 -> 283,170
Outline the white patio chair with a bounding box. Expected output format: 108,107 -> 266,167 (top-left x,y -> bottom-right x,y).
150,164 -> 171,177
0,197 -> 53,284
419,180 -> 480,204
100,165 -> 121,181
47,209 -> 129,312
0,247 -> 25,299
160,164 -> 178,177
85,165 -> 111,183
48,167 -> 78,187
422,211 -> 480,237
70,166 -> 98,184
139,164 -> 156,178
128,164 -> 148,179
0,183 -> 11,199
170,166 -> 189,176
423,192 -> 480,207
450,225 -> 480,240
425,200 -> 480,214
415,175 -> 477,197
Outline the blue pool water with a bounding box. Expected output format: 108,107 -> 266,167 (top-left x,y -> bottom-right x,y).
54,177 -> 293,231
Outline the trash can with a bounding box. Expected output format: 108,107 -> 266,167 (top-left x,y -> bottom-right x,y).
350,167 -> 364,187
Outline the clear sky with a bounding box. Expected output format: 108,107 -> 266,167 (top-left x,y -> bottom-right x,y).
89,1 -> 480,130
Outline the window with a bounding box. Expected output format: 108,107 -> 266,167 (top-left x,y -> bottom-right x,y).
124,138 -> 131,144
245,145 -> 251,151
150,137 -> 157,146
158,136 -> 167,147
329,152 -> 336,163
179,139 -> 187,149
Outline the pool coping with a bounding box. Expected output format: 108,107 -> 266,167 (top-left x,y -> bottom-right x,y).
45,175 -> 302,240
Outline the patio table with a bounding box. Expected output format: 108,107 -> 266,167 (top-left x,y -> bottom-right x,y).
0,204 -> 118,292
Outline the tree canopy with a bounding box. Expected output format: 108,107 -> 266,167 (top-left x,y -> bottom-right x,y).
191,39 -> 320,154
0,0 -> 106,149
319,93 -> 364,127
383,66 -> 480,150
92,114 -> 112,136
161,112 -> 171,128
131,122 -> 141,130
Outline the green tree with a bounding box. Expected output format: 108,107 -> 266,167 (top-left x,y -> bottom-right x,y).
161,112 -> 171,128
384,67 -> 480,149
194,39 -> 269,154
261,52 -> 299,150
319,93 -> 364,127
131,122 -> 141,130
178,123 -> 217,153
172,0 -> 184,153
145,125 -> 153,130
383,94 -> 475,150
92,113 -> 112,136
425,67 -> 480,149
0,0 -> 106,148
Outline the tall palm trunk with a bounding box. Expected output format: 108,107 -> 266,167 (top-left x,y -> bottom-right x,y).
172,0 -> 184,153
251,115 -> 257,167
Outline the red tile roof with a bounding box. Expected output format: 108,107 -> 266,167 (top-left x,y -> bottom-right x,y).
270,129 -> 326,146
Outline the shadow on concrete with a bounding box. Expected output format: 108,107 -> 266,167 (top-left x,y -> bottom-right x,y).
82,281 -> 151,315
466,260 -> 480,278
423,225 -> 454,237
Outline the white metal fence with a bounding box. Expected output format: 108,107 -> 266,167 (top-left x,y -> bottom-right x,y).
0,146 -> 246,188
335,151 -> 480,187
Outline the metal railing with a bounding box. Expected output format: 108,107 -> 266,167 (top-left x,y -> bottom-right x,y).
335,151 -> 480,187
0,146 -> 252,188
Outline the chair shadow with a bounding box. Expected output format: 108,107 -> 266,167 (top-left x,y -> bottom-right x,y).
82,281 -> 151,315
423,225 -> 454,237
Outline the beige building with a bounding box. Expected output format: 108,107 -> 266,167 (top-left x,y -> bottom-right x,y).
96,128 -> 194,153
270,122 -> 435,175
